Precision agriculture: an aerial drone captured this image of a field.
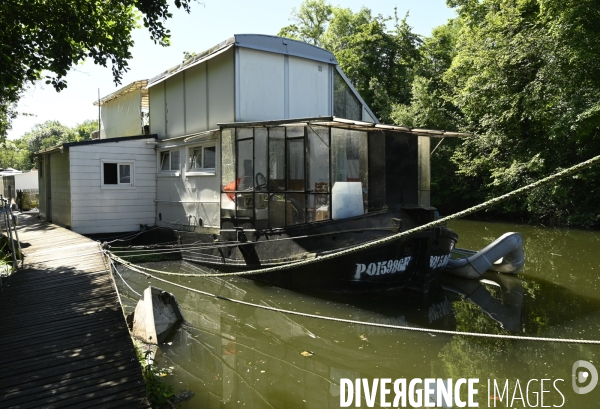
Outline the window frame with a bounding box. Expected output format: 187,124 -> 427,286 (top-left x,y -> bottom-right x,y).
187,144 -> 217,176
101,160 -> 135,189
158,149 -> 181,176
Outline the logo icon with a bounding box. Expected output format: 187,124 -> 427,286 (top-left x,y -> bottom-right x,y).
572,360 -> 598,394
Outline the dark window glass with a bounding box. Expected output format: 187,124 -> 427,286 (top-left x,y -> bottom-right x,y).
269,127 -> 285,192
104,163 -> 118,184
286,193 -> 306,226
204,146 -> 216,168
119,165 -> 130,184
286,138 -> 304,192
307,126 -> 329,193
237,139 -> 253,191
269,194 -> 285,228
254,128 -> 268,191
333,71 -> 362,120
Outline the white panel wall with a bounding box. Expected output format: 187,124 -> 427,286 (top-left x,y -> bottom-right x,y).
49,151 -> 71,228
156,135 -> 220,228
166,73 -> 185,138
149,83 -> 166,137
100,90 -> 142,139
238,48 -> 285,121
207,49 -> 235,129
14,171 -> 38,190
69,138 -> 157,234
288,56 -> 330,118
185,63 -> 208,134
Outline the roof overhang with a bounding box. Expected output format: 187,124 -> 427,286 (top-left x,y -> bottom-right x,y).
218,117 -> 472,138
93,80 -> 149,110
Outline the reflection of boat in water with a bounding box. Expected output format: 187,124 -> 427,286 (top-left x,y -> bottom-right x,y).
170,118 -> 464,293
117,261 -> 530,408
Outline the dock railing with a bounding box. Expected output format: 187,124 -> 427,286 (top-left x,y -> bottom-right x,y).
0,194 -> 23,274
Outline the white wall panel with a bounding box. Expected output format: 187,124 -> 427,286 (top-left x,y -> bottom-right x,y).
207,49 -> 235,129
149,83 -> 166,138
166,72 -> 185,138
288,56 -> 330,118
238,48 -> 285,121
185,63 -> 208,134
69,138 -> 157,234
100,90 -> 142,139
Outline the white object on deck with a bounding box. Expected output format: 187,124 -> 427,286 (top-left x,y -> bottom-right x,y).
331,182 -> 363,220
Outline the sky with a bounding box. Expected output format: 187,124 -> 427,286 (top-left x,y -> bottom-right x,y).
7,0 -> 456,140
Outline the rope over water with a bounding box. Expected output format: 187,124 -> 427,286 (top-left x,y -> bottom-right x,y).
111,258 -> 600,345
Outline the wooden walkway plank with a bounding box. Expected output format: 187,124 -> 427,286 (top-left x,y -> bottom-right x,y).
0,215 -> 150,408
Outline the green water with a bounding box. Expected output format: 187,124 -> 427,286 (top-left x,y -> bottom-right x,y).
116,219 -> 600,408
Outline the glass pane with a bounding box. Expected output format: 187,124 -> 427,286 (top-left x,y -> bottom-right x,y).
254,193 -> 269,229
307,194 -> 330,222
119,165 -> 131,184
204,146 -> 216,168
332,128 -> 369,211
269,194 -> 285,228
333,71 -> 362,120
103,163 -> 117,184
236,192 -> 254,226
236,127 -> 253,140
286,193 -> 306,226
160,152 -> 170,171
269,127 -> 285,192
221,129 -> 236,189
307,126 -> 329,193
221,193 -> 235,228
254,128 -> 268,191
287,139 -> 304,191
190,149 -> 201,169
237,139 -> 253,191
171,150 -> 180,170
286,126 -> 305,138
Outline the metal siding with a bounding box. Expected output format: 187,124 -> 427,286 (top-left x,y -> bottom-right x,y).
184,62 -> 209,134
238,48 -> 285,121
288,56 -> 330,118
149,84 -> 166,138
207,48 -> 235,129
166,72 -> 185,138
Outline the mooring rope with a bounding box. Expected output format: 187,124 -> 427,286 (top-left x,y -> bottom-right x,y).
109,153 -> 600,278
115,261 -> 600,345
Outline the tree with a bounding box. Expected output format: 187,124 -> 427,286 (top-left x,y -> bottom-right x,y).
0,0 -> 195,140
278,2 -> 421,123
278,0 -> 333,46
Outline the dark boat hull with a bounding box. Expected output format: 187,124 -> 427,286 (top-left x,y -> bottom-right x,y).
177,210 -> 458,293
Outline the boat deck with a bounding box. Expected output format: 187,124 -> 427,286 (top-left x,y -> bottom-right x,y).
0,214 -> 150,408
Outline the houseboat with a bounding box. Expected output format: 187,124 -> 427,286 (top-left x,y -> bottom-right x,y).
35,34 -> 471,292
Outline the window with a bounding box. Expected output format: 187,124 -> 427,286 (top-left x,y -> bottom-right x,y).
160,150 -> 180,171
189,146 -> 216,170
102,161 -> 134,188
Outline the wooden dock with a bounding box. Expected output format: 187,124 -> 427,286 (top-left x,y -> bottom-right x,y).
0,214 -> 150,408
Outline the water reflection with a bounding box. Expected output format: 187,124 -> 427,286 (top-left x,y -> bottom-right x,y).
116,219 -> 600,408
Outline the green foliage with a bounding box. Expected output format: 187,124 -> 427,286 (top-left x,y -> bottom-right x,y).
0,0 -> 195,141
0,119 -> 98,170
278,2 -> 421,123
138,349 -> 175,408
